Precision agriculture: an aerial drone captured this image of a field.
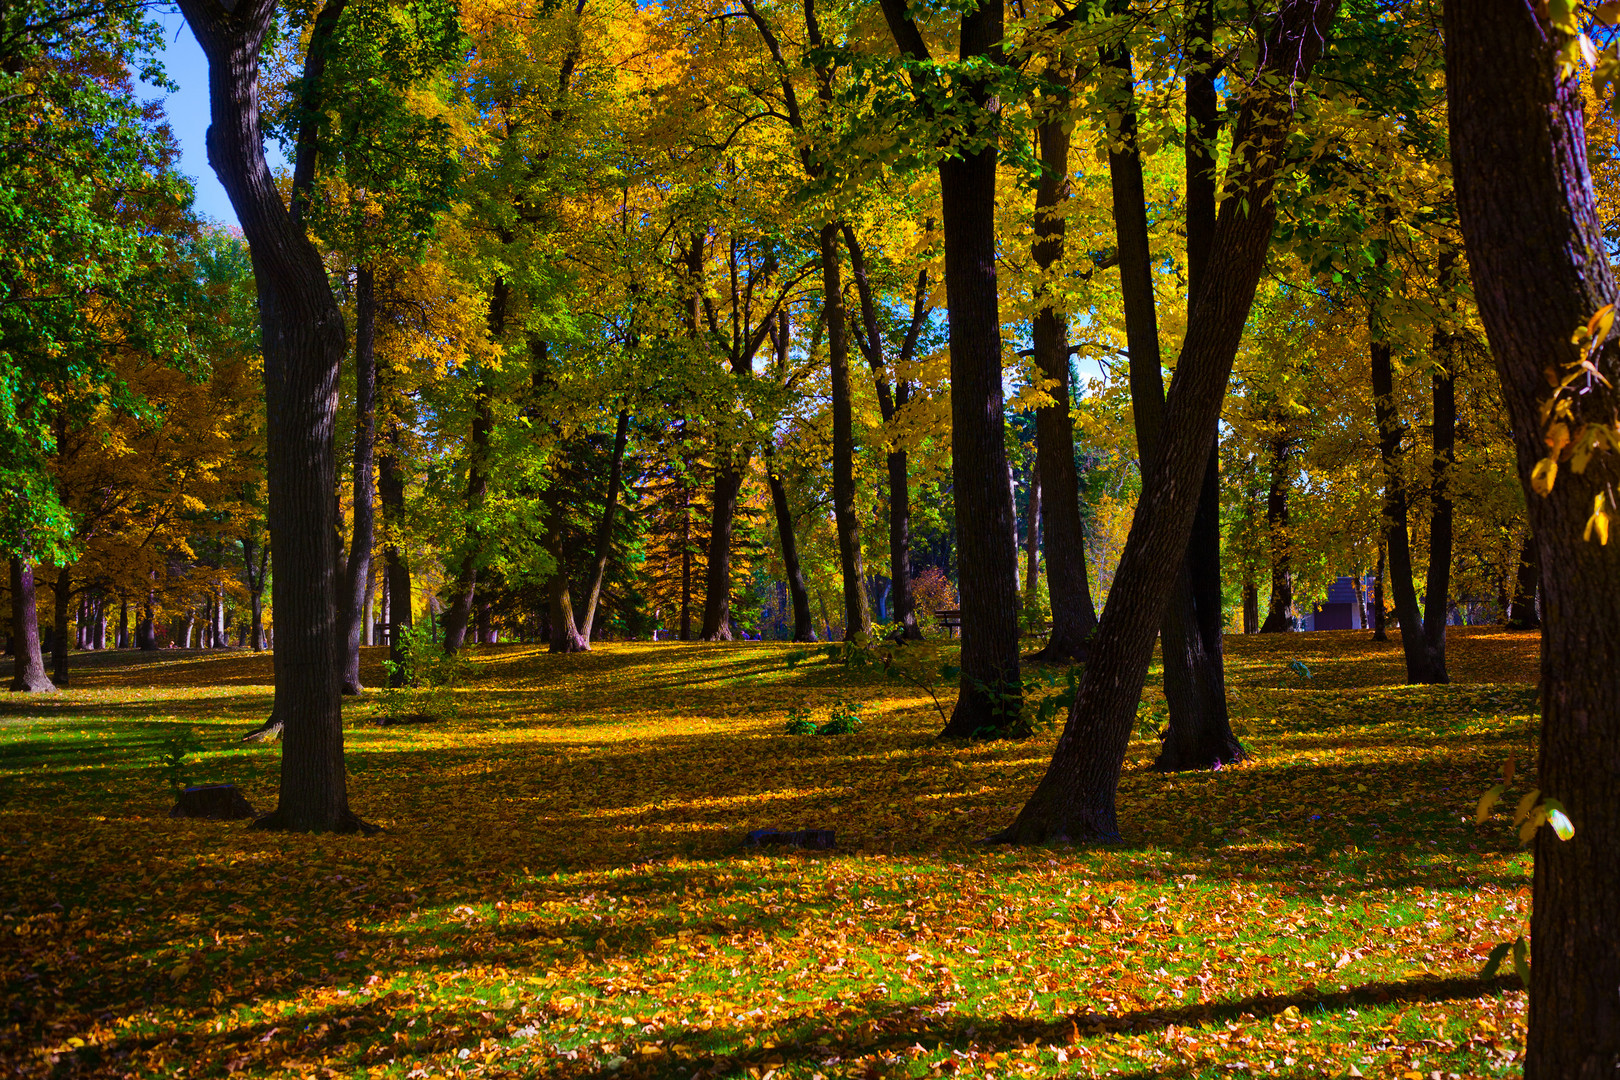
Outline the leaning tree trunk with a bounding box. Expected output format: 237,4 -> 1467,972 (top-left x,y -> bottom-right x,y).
821,224 -> 871,642
992,0 -> 1339,843
577,409 -> 630,642
341,264 -> 377,693
1507,529 -> 1540,629
9,558 -> 54,692
765,444 -> 816,642
1447,3 -> 1620,1073
50,564 -> 71,687
1029,111 -> 1100,662
1103,39 -> 1241,770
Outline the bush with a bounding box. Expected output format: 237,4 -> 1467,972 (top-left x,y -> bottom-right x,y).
378,623 -> 473,725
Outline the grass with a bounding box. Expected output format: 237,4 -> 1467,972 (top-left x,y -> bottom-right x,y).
0,628 -> 1543,1078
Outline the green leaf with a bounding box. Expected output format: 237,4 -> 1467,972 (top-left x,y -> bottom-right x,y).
1545,804 -> 1575,841
1512,935 -> 1530,985
1480,941 -> 1511,980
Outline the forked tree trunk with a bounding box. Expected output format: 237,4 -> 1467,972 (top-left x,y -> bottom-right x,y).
993,0 -> 1338,842
1104,39 -> 1240,770
9,558 -> 54,692
1028,111 -> 1100,662
1446,2 -> 1620,1070
341,264 -> 377,693
882,0 -> 1023,735
577,409 -> 630,641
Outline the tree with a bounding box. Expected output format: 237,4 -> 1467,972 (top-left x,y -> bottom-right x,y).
994,0 -> 1340,842
880,0 -> 1024,734
1445,0 -> 1620,1071
177,0 -> 368,832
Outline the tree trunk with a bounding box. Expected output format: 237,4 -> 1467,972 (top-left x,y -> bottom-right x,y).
1030,112 -> 1100,662
341,264 -> 377,693
1372,543 -> 1388,640
179,0 -> 364,832
1104,40 -> 1240,769
1446,2 -> 1620,1070
680,476 -> 693,641
380,432 -> 412,687
1023,467 -> 1041,614
765,444 -> 816,642
139,586 -> 157,651
820,224 -> 871,642
698,462 -> 745,642
881,0 -> 1021,734
1371,335 -> 1446,681
362,567 -> 375,647
1507,529 -> 1540,629
992,0 -> 1338,842
577,409 -> 630,641
8,558 -> 54,692
1259,431 -> 1295,632
51,564 -> 70,686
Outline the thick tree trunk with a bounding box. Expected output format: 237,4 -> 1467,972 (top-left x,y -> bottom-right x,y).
179,0 -> 364,832
1104,41 -> 1240,769
882,0 -> 1021,733
1371,336 -> 1446,681
1241,582 -> 1258,634
1259,432 -> 1295,632
697,463 -> 745,642
1372,543 -> 1388,640
341,264 -> 377,693
9,558 -> 54,692
380,434 -> 412,687
820,224 -> 871,641
1447,2 -> 1620,1071
1507,529 -> 1540,629
993,0 -> 1338,841
546,520 -> 589,653
578,409 -> 630,641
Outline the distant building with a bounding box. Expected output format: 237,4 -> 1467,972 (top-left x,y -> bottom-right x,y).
1310,576 -> 1368,631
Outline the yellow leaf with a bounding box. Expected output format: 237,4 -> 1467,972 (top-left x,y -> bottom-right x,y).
1531,456 -> 1558,496
1474,784 -> 1505,824
1585,494 -> 1612,544
1514,788 -> 1542,826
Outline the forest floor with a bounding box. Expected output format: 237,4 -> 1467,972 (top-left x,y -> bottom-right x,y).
0,628 -> 1543,1079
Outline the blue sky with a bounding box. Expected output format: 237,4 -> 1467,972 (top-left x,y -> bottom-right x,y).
139,8 -> 287,228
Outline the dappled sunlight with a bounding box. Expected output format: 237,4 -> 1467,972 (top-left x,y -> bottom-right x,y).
0,630 -> 1542,1077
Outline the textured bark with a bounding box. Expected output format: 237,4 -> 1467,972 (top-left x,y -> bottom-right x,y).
1259,432 -> 1295,632
341,264 -> 377,693
993,0 -> 1338,842
1507,530 -> 1540,629
1447,3 -> 1620,1072
881,0 -> 1021,734
546,518 -> 588,654
577,409 -> 630,642
1371,335 -> 1447,681
820,224 -> 871,641
9,558 -> 53,692
1103,41 -> 1240,770
178,0 -> 365,831
697,462 -> 745,642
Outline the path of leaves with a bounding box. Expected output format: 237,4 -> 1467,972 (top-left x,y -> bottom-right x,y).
0,628 -> 1541,1078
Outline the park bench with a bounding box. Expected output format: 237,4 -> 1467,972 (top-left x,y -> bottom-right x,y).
934,608 -> 961,635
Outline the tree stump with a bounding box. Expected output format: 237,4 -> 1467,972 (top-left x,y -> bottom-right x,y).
170,784 -> 257,820
743,828 -> 835,850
